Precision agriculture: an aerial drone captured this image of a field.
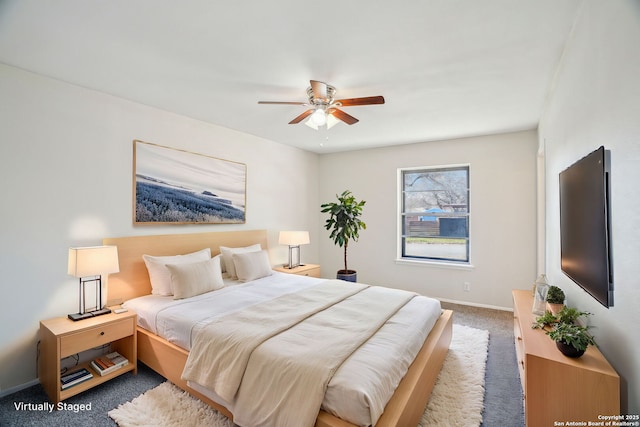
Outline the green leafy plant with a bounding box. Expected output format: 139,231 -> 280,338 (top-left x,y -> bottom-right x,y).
532,311 -> 558,329
556,306 -> 591,325
546,285 -> 566,304
320,190 -> 366,273
546,322 -> 596,352
533,306 -> 592,329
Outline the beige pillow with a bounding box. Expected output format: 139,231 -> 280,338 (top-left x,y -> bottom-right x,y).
142,248 -> 212,295
219,244 -> 262,279
232,250 -> 273,282
167,255 -> 224,299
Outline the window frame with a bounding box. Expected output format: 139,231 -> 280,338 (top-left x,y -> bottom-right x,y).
397,164 -> 471,266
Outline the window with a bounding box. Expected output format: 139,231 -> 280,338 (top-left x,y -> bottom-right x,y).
399,165 -> 470,263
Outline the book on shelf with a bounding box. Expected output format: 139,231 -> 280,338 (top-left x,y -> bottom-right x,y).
90,351 -> 129,376
60,368 -> 93,390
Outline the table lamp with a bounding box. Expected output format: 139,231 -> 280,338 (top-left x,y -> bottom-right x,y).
67,245 -> 119,321
278,231 -> 310,269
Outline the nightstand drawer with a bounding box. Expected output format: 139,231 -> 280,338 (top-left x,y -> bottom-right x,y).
61,318 -> 133,357
298,266 -> 320,277
273,264 -> 320,277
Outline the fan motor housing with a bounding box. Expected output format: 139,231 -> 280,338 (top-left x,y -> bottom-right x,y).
307,84 -> 336,105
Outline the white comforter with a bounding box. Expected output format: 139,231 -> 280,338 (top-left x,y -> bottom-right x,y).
182,280 -> 416,427
124,272 -> 442,426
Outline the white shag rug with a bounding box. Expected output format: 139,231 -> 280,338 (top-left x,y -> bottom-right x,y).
109,324 -> 488,427
419,324 -> 489,427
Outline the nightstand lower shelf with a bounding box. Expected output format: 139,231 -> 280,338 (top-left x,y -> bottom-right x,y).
59,361 -> 135,401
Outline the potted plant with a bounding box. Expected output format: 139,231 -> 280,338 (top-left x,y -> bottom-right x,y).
320,190 -> 366,282
532,311 -> 558,330
546,285 -> 565,315
556,306 -> 591,325
532,306 -> 591,330
546,322 -> 596,358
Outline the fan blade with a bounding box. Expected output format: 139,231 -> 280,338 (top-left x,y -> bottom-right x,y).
335,96 -> 385,106
329,108 -> 359,125
310,80 -> 328,100
258,101 -> 307,105
289,109 -> 314,124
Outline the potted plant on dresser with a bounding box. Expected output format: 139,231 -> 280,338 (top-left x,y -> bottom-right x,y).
546,285 -> 566,315
534,305 -> 595,358
320,190 -> 366,282
546,322 -> 596,358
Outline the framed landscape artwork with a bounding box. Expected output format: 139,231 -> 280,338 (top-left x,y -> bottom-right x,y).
133,140 -> 246,224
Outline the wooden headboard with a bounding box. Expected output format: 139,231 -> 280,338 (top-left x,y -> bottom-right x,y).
103,230 -> 268,303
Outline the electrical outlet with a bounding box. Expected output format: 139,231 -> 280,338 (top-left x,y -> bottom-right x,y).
463,282 -> 471,292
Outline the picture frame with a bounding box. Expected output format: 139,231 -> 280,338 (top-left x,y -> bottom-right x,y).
133,140 -> 246,224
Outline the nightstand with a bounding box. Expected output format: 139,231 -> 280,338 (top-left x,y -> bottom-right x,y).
273,264 -> 321,278
39,310 -> 137,404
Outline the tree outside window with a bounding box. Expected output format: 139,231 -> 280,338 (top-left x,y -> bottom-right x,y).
399,165 -> 469,263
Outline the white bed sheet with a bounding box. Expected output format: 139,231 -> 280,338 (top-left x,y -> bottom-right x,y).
124,272 -> 442,427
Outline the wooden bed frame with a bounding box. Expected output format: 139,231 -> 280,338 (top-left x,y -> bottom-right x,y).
103,230 -> 452,427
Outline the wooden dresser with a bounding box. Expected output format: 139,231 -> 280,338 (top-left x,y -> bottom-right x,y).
512,290 -> 619,426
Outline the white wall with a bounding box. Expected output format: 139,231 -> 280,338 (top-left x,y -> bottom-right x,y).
318,130 -> 538,309
0,64 -> 320,393
539,0 -> 640,413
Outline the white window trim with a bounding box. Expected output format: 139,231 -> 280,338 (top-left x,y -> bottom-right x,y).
396,163 -> 471,267
394,257 -> 475,270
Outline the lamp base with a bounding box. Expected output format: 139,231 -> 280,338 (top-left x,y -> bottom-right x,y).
283,263 -> 305,269
68,307 -> 112,321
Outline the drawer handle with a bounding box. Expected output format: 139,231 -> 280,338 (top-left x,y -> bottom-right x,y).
100,331 -> 105,336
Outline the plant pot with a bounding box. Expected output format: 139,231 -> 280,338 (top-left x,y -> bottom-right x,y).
337,270 -> 357,282
547,302 -> 565,316
556,340 -> 585,358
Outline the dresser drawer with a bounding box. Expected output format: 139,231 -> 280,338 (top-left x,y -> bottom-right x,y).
60,318 -> 134,357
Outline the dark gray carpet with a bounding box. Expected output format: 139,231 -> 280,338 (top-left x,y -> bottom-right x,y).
0,303 -> 524,426
0,363 -> 165,426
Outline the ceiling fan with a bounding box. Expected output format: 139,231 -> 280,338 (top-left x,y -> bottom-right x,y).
258,80 -> 385,129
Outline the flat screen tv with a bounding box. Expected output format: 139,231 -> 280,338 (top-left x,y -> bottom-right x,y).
559,146 -> 613,308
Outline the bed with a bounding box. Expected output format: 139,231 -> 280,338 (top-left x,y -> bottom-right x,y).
103,230 -> 452,427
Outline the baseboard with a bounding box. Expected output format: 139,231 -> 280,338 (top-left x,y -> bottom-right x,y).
0,378 -> 40,399
439,297 -> 513,312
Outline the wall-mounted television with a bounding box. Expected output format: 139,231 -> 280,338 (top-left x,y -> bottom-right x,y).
559,146 -> 613,308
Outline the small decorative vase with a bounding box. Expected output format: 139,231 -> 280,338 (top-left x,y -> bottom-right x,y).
556,341 -> 585,358
532,274 -> 550,315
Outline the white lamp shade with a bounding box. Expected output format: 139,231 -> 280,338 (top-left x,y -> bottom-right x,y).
304,119 -> 319,130
68,246 -> 120,277
310,109 -> 327,126
278,231 -> 310,246
326,113 -> 340,129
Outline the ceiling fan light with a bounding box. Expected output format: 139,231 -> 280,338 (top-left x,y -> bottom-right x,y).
326,113 -> 340,129
305,119 -> 319,130
310,108 -> 327,126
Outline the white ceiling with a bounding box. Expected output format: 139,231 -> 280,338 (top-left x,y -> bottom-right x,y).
0,1 -> 582,153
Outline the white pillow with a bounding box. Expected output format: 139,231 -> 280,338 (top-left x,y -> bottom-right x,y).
219,244 -> 262,279
232,250 -> 273,282
167,256 -> 224,299
142,248 -> 211,295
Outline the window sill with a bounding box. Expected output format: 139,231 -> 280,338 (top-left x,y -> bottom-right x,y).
395,258 -> 475,270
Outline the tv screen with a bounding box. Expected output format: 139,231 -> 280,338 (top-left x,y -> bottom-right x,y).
559,146 -> 613,308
